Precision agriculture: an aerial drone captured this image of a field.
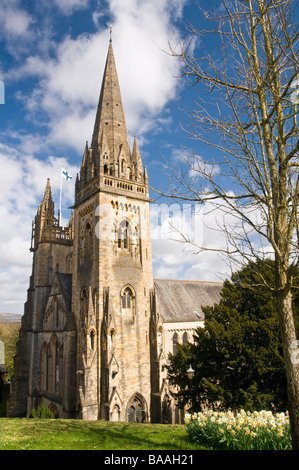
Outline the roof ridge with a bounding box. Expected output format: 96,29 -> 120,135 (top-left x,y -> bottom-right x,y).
154,278 -> 223,284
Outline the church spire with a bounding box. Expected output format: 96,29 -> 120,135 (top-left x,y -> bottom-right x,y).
76,38 -> 148,198
38,178 -> 54,218
91,39 -> 130,160
32,178 -> 56,249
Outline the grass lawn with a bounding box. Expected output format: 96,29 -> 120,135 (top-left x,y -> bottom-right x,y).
0,418 -> 207,451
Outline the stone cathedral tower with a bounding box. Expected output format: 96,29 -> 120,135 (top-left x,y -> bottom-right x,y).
72,38 -> 153,420
8,39 -> 155,422
8,38 -> 222,422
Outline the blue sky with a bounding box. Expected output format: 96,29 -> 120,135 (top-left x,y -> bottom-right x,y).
0,0 -> 231,314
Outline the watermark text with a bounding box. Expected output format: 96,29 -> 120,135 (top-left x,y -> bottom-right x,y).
0,80 -> 4,105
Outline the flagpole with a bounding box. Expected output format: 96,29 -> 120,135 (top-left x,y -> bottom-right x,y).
59,167 -> 72,227
59,167 -> 62,227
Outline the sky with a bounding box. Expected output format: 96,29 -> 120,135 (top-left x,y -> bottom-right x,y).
0,0 -> 233,314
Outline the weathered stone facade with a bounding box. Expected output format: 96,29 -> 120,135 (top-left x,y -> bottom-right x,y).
8,40 -> 222,422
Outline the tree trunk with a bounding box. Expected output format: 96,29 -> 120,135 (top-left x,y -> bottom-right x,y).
277,290 -> 299,450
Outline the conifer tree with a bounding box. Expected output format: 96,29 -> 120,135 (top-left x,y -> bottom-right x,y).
167,260 -> 299,412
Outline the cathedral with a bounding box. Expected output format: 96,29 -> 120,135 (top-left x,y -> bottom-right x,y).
8,39 -> 222,423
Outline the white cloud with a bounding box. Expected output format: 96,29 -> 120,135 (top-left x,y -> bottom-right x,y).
8,0 -> 187,153
53,0 -> 89,14
0,1 -> 34,40
0,143 -> 76,313
149,193 -> 273,283
188,156 -> 221,179
151,237 -> 230,282
109,0 -> 185,129
150,200 -> 233,282
0,266 -> 31,312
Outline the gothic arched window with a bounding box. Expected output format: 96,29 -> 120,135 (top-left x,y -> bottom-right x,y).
172,333 -> 178,355
80,288 -> 88,327
90,330 -> 96,350
122,287 -> 133,309
84,222 -> 92,257
48,334 -> 58,395
183,332 -> 188,345
121,286 -> 135,321
118,220 -> 131,250
128,396 -> 145,423
41,343 -> 48,391
162,395 -> 172,424
55,339 -> 60,393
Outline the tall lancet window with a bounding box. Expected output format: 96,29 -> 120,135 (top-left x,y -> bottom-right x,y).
121,286 -> 135,321
183,332 -> 188,345
55,340 -> 60,394
172,333 -> 178,355
122,287 -> 132,309
81,222 -> 93,264
80,288 -> 88,328
118,220 -> 131,250
41,343 -> 48,391
84,222 -> 92,257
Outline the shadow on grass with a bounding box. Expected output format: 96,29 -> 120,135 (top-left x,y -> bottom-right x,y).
0,419 -> 205,451
84,423 -> 196,450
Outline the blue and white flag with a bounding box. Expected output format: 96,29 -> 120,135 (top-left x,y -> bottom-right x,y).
62,167 -> 72,181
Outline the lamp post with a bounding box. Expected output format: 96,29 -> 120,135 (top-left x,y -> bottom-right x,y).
186,365 -> 195,411
187,365 -> 195,381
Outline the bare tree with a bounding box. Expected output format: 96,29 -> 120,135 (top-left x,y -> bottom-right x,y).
155,0 -> 299,449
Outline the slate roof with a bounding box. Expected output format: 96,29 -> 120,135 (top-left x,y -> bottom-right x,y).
154,279 -> 223,323
49,275 -> 222,323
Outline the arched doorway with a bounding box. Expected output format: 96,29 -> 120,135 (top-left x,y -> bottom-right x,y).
162,395 -> 172,424
49,403 -> 59,418
127,393 -> 147,423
